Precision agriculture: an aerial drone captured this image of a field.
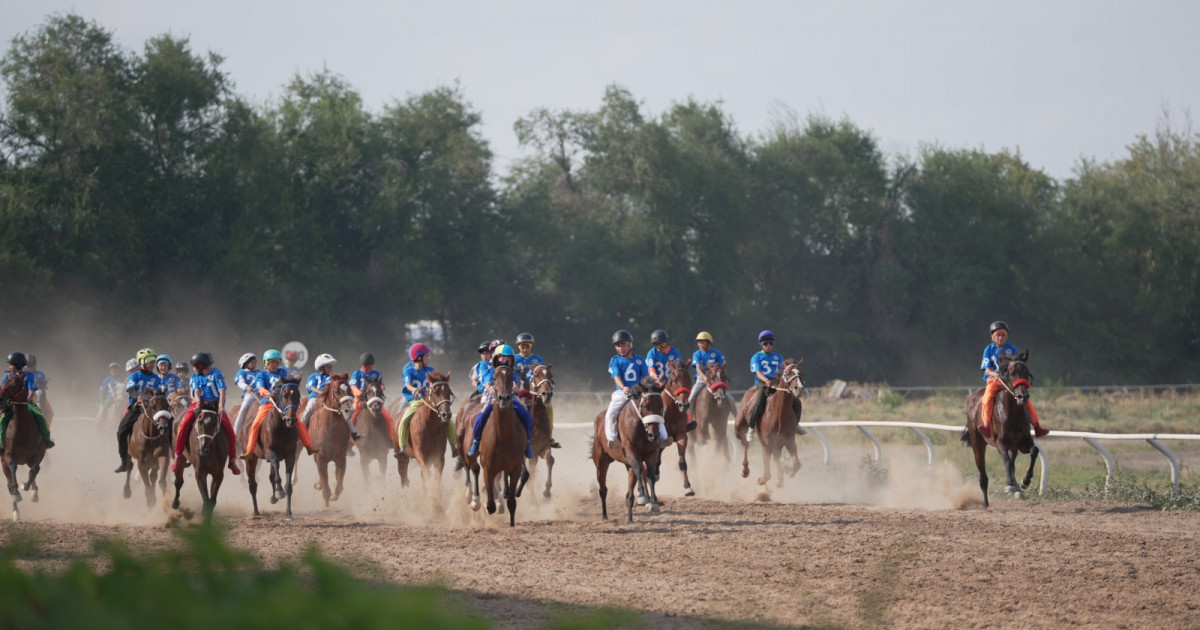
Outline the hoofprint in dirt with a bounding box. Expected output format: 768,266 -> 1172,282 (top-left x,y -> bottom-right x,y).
5,499 -> 1199,629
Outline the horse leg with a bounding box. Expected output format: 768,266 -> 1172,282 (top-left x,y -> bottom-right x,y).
739,429 -> 751,479
271,453 -> 286,501
123,464 -> 133,499
317,458 -> 331,507
785,438 -> 802,478
247,458 -> 260,516
283,456 -> 294,520
677,441 -> 694,497
171,464 -> 184,510
485,467 -> 497,515
1002,449 -> 1021,497
595,457 -> 610,520
972,435 -> 989,508
142,461 -> 156,508
395,451 -> 411,488
625,465 -> 639,525
158,454 -> 169,497
543,451 -> 554,499
757,440 -> 773,486
1022,444 -> 1040,490
26,462 -> 40,503
196,472 -> 213,525
515,460 -> 530,498
331,459 -> 345,502
469,463 -> 481,511
506,471 -> 517,527
208,472 -> 224,525
774,448 -> 785,488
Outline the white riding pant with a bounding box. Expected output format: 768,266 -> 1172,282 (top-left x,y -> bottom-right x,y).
605,390 -> 669,443
232,390 -> 255,435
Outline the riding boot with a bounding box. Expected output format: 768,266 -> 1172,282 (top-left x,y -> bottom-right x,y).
227,457 -> 241,475
686,412 -> 697,432
467,438 -> 480,457
170,453 -> 187,472
114,458 -> 130,473
454,453 -> 466,471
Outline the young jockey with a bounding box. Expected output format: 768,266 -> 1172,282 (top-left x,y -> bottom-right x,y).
170,352 -> 240,475
25,354 -> 53,422
114,348 -> 162,472
156,355 -> 183,394
645,330 -> 682,385
688,331 -> 726,408
96,362 -> 123,422
514,332 -> 560,448
284,350 -> 301,370
174,361 -> 189,384
395,343 -> 459,458
348,353 -> 390,442
300,353 -> 340,429
240,349 -> 319,459
469,340 -> 493,401
745,330 -> 803,433
604,331 -> 668,450
231,353 -> 260,437
0,352 -> 53,450
466,345 -> 534,458
979,321 -> 1048,439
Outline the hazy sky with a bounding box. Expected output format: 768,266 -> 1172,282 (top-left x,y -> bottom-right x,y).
4,1 -> 1199,180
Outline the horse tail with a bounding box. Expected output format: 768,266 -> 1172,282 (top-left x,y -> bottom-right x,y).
959,428 -> 970,445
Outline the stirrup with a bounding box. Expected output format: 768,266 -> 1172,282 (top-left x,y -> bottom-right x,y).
550,439 -> 562,448
238,451 -> 254,461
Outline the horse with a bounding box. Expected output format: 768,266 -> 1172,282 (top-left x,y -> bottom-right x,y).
1,373 -> 46,521
462,364 -> 529,526
395,371 -> 453,498
171,399 -> 227,524
592,377 -> 666,524
238,376 -> 302,519
124,387 -> 174,508
356,375 -> 392,486
308,373 -> 352,507
690,363 -> 735,461
962,350 -> 1040,507
168,390 -> 192,429
524,364 -> 557,498
734,359 -> 805,487
660,359 -> 696,497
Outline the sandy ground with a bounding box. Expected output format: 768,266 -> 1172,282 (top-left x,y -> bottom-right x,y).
4,415 -> 1200,628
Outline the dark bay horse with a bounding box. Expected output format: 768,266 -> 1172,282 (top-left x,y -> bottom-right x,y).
592,378 -> 666,524
239,376 -> 302,519
691,363 -> 735,460
524,364 -> 556,498
171,399 -> 227,524
124,388 -> 173,507
357,375 -> 392,485
734,359 -> 805,487
463,365 -> 529,526
962,350 -> 1040,507
396,371 -> 453,498
309,373 -> 352,507
660,360 -> 696,497
1,373 -> 46,520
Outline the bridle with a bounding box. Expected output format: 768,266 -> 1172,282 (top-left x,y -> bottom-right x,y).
138,391 -> 173,438
660,362 -> 692,412
421,379 -> 454,421
529,365 -> 554,404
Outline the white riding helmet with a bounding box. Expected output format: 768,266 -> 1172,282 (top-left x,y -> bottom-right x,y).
125,358 -> 139,372
238,352 -> 257,369
314,353 -> 337,371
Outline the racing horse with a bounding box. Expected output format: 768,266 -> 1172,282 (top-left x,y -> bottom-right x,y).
309,373 -> 352,507
962,350 -> 1040,507
171,399 -> 228,524
0,373 -> 46,521
660,359 -> 696,497
524,364 -> 557,498
167,390 -> 192,428
238,374 -> 303,519
734,359 -> 805,487
124,387 -> 174,508
395,371 -> 453,497
356,375 -> 393,486
592,377 -> 666,524
690,363 -> 735,461
463,364 -> 529,526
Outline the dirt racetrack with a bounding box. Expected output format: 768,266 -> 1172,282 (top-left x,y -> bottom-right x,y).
4,418 -> 1200,628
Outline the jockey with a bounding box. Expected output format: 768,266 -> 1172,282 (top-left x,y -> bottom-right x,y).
240,349 -> 319,459
604,331 -> 669,450
514,332 -> 561,448
168,352 -> 240,474
348,353 -> 391,442
25,354 -> 50,415
466,345 -> 534,459
155,355 -> 183,395
174,361 -> 189,383
469,340 -> 493,401
231,353 -> 260,437
979,321 -> 1048,439
0,352 -> 53,451
115,348 -> 163,472
96,361 -> 123,421
300,353 -> 342,429
395,343 -> 459,459
688,331 -> 726,408
745,330 -> 802,433
284,350 -> 301,370
645,330 -> 681,385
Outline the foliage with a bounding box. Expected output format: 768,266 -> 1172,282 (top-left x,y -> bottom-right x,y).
1037,471 -> 1200,511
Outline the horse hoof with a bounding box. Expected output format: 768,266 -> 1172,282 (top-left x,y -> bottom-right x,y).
487,503 -> 496,515
269,495 -> 279,504
123,487 -> 132,499
757,478 -> 767,486
741,467 -> 749,478
1006,485 -> 1020,494
649,503 -> 660,513
635,495 -> 647,506
470,499 -> 480,511
684,488 -> 695,497
543,489 -> 552,499
31,494 -> 38,504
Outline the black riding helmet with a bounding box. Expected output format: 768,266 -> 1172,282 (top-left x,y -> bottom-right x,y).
612,330 -> 633,345
516,332 -> 535,345
7,352 -> 27,370
650,329 -> 669,345
191,352 -> 214,368
360,352 -> 375,366
989,321 -> 1009,334
477,340 -> 491,353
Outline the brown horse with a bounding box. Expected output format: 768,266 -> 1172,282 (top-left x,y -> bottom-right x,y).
1,373 -> 46,521
962,350 -> 1040,507
356,375 -> 392,486
592,378 -> 666,524
309,373 -> 352,507
168,390 -> 192,428
734,359 -> 805,487
124,388 -> 174,508
462,364 -> 529,526
395,371 -> 453,496
690,363 -> 735,460
238,376 -> 303,519
660,359 -> 696,497
171,399 -> 228,524
524,364 -> 557,498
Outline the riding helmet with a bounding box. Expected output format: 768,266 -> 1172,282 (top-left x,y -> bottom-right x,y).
26,353 -> 37,368
190,352 -> 214,368
516,332 -> 535,346
262,349 -> 283,362
696,331 -> 714,343
285,350 -> 299,361
488,339 -> 505,352
757,330 -> 775,344
156,354 -> 173,366
494,344 -> 515,358
174,361 -> 187,372
314,353 -> 337,371
409,343 -> 430,361
238,353 -> 257,369
612,330 -> 633,345
136,348 -> 158,365
358,352 -> 375,366
989,321 -> 1009,334
7,352 -> 27,370
108,362 -> 121,370
126,358 -> 139,372
477,340 -> 492,353
650,329 -> 669,345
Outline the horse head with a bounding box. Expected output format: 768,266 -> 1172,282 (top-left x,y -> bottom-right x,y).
140,387 -> 173,432
530,364 -> 555,405
633,376 -> 666,443
780,359 -> 805,398
196,399 -> 221,457
364,375 -> 385,417
493,365 -> 514,408
0,371 -> 25,406
664,359 -> 693,412
427,370 -> 454,422
704,364 -> 730,403
277,377 -> 302,428
1000,350 -> 1033,406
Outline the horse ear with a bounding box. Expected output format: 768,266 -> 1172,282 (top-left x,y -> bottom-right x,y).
797,358 -> 804,367
1019,350 -> 1029,362
444,369 -> 452,379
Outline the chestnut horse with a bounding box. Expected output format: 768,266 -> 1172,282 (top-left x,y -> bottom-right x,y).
395,371 -> 453,494
124,388 -> 174,507
592,378 -> 666,524
171,399 -> 227,524
357,375 -> 392,486
238,376 -> 302,519
660,359 -> 696,497
463,364 -> 529,526
309,373 -> 352,507
1,373 -> 46,521
734,359 -> 805,487
690,363 -> 735,460
524,364 -> 557,498
962,350 -> 1040,507
168,390 -> 192,428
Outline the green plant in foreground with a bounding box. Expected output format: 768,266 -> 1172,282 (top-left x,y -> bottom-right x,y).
1035,471 -> 1200,511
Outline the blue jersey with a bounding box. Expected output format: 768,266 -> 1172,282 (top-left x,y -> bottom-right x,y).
125,370 -> 162,403
646,347 -> 682,378
305,372 -> 330,399
608,354 -> 648,389
514,353 -> 546,382
2,371 -> 37,394
980,343 -> 1019,381
30,370 -> 48,391
750,351 -> 784,379
254,367 -> 289,404
350,368 -> 383,393
692,349 -> 725,371
471,360 -> 490,393
234,368 -> 260,393
159,372 -> 184,394
401,362 -> 435,401
190,369 -> 227,402
482,364 -> 518,390
99,375 -> 121,400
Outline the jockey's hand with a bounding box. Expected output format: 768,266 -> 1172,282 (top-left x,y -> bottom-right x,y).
621,386 -> 631,397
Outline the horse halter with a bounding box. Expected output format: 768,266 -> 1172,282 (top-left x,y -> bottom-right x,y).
1001,360 -> 1034,404
661,363 -> 691,411
275,381 -> 301,426
364,378 -> 385,412
705,365 -> 730,402
424,380 -> 454,421
140,391 -> 173,432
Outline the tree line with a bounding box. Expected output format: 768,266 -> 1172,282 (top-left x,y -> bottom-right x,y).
1,14 -> 1197,385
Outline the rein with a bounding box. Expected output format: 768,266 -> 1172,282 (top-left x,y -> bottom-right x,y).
195,408 -> 222,443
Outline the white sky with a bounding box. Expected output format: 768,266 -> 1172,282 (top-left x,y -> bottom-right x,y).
3,1 -> 1199,180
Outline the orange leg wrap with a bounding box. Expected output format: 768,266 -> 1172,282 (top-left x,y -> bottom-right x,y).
1025,400 -> 1042,428
243,401 -> 274,457
381,406 -> 397,441
295,415 -> 314,447
980,378 -> 1004,428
